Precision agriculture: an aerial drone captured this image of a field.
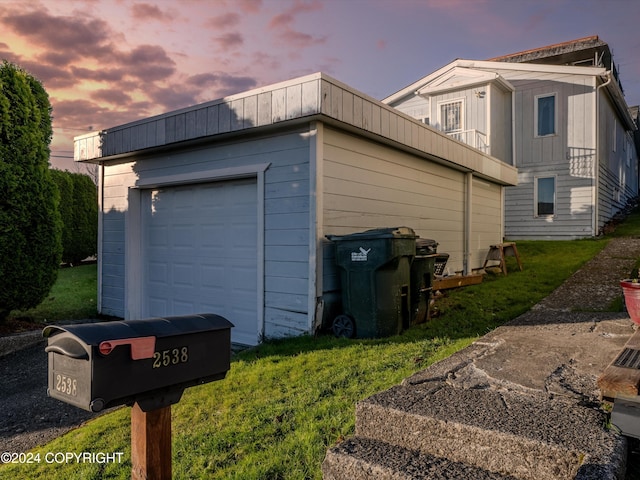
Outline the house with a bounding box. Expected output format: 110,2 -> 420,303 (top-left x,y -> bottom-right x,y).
74,73 -> 516,344
384,36 -> 639,239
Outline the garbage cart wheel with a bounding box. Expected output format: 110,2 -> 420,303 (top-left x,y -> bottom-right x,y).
332,315 -> 355,338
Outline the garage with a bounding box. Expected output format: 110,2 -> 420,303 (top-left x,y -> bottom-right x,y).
141,178 -> 259,345
75,72 -> 516,344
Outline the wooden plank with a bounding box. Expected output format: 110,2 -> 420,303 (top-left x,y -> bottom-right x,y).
598,329 -> 640,399
433,273 -> 483,290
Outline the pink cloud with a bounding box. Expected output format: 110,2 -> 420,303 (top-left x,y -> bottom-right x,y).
206,12 -> 241,29
131,3 -> 174,22
90,88 -> 133,105
268,0 -> 325,48
0,7 -> 115,57
237,0 -> 262,14
214,32 -> 244,49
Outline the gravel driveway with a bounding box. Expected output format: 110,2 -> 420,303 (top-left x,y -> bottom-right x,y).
0,338 -> 102,453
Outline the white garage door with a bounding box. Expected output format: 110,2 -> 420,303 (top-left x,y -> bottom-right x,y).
142,178 -> 259,345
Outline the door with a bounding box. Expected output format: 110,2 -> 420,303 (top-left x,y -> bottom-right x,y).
141,178 -> 259,345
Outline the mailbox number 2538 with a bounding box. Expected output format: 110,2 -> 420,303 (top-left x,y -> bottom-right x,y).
55,374 -> 77,397
152,347 -> 189,368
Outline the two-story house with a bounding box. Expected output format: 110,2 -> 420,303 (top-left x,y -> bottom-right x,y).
384,36 -> 639,239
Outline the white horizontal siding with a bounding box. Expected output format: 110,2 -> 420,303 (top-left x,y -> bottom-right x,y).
505,163 -> 595,239
322,127 -> 504,276
99,130 -> 313,335
472,179 -> 502,265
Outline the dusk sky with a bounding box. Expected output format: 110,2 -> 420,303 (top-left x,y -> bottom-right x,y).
1,0 -> 639,171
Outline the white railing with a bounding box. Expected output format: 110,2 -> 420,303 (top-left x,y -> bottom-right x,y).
446,129 -> 489,154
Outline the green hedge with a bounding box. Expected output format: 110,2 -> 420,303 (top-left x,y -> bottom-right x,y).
50,170 -> 98,264
0,61 -> 62,321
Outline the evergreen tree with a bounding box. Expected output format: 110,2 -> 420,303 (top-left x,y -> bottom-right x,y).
50,169 -> 98,264
0,61 -> 62,321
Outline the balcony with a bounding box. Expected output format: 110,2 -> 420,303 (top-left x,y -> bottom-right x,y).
446,129 -> 489,154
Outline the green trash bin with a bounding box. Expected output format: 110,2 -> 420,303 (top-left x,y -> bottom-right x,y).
326,227 -> 416,339
410,238 -> 438,325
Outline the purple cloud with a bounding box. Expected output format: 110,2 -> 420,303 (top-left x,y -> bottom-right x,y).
0,8 -> 115,57
214,32 -> 244,49
90,88 -> 133,105
131,3 -> 174,22
206,12 -> 241,29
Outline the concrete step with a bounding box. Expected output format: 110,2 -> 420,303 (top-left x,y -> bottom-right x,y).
322,436 -> 519,480
347,380 -> 624,480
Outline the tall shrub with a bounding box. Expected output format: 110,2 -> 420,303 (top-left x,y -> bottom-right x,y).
51,169 -> 98,264
0,61 -> 62,321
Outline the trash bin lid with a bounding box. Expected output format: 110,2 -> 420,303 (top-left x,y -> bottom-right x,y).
327,226 -> 416,242
416,238 -> 438,255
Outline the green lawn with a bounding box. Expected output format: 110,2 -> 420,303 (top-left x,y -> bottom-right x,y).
1,219 -> 638,478
8,263 -> 97,323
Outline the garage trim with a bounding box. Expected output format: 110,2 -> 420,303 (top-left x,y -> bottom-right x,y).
125,163 -> 270,342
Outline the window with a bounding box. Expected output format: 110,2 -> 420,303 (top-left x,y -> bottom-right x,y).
536,177 -> 555,216
439,100 -> 463,133
535,94 -> 556,137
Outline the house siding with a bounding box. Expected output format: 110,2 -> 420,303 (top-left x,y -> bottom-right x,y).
502,72 -> 600,238
320,126 -> 503,279
471,178 -> 503,264
99,129 -> 313,339
489,83 -> 512,164
597,92 -> 639,232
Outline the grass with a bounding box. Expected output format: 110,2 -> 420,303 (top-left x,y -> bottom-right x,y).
2,217 -> 640,479
8,264 -> 98,323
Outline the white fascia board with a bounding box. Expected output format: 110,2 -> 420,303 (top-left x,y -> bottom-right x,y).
455,59 -> 607,76
382,59 -> 461,105
416,67 -> 514,96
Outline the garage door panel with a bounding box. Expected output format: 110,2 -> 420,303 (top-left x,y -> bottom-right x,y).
173,263 -> 196,287
142,179 -> 258,345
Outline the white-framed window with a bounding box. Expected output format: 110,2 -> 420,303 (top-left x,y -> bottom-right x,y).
612,118 -> 617,152
535,176 -> 556,216
534,93 -> 556,137
438,99 -> 464,134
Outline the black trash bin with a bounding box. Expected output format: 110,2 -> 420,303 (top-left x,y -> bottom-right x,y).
410,239 -> 438,325
326,227 -> 416,339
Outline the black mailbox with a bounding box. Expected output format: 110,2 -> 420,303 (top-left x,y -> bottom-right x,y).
43,314 -> 233,412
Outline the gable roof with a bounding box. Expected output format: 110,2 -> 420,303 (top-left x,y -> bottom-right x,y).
383,58 -> 635,131
383,59 -> 605,105
415,66 -> 513,97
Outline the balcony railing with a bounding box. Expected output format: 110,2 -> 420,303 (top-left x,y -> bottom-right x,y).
446,129 -> 489,154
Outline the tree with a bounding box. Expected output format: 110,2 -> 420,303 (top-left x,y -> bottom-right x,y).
0,61 -> 62,321
50,169 -> 98,264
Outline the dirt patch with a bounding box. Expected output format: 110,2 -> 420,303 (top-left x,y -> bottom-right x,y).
0,318 -> 45,336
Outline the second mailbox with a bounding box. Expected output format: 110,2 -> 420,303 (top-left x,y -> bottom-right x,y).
44,313 -> 234,412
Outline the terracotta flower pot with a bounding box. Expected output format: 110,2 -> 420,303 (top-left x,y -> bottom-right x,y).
621,280 -> 640,325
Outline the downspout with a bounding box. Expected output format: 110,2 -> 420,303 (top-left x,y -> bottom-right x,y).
464,172 -> 473,275
594,72 -> 612,236
511,89 -> 516,167
97,162 -> 104,314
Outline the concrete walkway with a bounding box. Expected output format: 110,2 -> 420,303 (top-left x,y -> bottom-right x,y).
323,237 -> 640,479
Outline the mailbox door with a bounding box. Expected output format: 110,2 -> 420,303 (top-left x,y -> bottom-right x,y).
92,329 -> 231,410
48,352 -> 92,411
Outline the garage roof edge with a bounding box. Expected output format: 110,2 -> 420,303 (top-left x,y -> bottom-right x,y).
74,72 -> 516,186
